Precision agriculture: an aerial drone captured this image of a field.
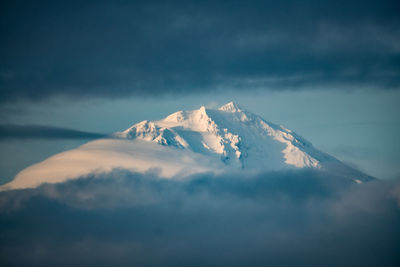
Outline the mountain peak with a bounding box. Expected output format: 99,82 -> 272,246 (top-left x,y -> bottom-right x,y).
1,102 -> 373,190
219,101 -> 242,112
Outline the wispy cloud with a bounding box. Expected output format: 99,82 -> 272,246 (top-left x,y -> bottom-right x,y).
0,124 -> 107,140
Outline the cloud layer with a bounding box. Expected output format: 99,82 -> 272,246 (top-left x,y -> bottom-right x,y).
1,0 -> 399,103
0,169 -> 399,266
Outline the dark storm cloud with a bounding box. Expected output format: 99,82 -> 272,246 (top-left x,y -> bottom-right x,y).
0,169 -> 399,266
0,124 -> 107,140
0,0 -> 399,103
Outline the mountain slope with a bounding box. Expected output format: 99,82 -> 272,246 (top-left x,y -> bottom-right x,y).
117,102 -> 327,169
1,102 -> 373,190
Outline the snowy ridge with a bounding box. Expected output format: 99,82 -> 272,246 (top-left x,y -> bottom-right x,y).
117,120 -> 188,148
1,101 -> 373,190
115,101 -> 327,169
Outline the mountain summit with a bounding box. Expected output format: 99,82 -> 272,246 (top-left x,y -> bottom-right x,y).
115,101 -> 324,170
219,101 -> 242,112
1,102 -> 373,190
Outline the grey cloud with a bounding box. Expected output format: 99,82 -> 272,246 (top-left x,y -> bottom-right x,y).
0,124 -> 107,140
0,169 -> 399,266
0,0 -> 399,104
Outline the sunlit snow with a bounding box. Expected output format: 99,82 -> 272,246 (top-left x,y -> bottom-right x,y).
0,102 -> 372,190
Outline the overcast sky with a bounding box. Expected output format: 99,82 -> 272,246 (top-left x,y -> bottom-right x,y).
1,0 -> 400,102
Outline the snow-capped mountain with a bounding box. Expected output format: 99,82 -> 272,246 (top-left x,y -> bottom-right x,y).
116,102 -> 326,169
1,102 -> 373,190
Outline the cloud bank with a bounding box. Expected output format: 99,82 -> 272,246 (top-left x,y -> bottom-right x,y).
0,169 -> 399,266
1,0 -> 399,104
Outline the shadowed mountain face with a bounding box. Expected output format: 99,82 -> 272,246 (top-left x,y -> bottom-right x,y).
1,102 -> 373,190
